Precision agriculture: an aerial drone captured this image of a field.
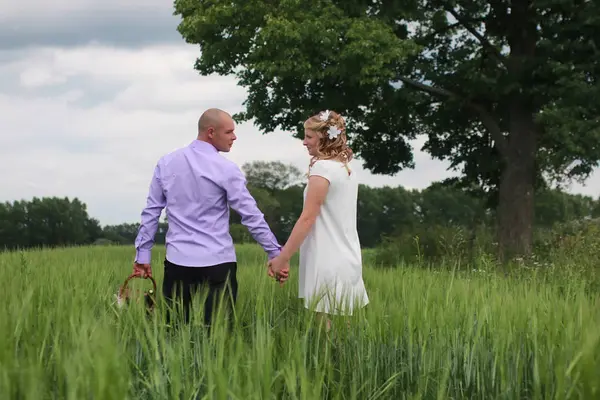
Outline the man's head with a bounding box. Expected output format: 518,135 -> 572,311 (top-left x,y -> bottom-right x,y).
197,108 -> 237,152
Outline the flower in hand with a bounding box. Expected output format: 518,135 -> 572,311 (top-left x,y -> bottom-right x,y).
267,255 -> 290,285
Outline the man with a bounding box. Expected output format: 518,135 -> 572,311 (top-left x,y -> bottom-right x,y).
132,108 -> 289,329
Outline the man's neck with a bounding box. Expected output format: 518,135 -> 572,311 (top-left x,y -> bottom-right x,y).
194,136 -> 219,152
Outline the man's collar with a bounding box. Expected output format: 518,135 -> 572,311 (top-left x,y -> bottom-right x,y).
190,139 -> 218,153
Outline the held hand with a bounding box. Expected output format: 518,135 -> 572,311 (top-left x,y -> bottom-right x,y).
269,266 -> 289,287
267,264 -> 290,283
133,262 -> 152,278
268,255 -> 289,277
267,256 -> 290,285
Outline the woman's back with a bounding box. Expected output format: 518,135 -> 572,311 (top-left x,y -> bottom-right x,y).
306,159 -> 360,248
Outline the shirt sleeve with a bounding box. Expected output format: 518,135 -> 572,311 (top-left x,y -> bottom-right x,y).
222,163 -> 282,259
134,163 -> 166,264
309,160 -> 333,183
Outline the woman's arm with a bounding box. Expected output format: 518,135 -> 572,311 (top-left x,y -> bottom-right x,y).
278,175 -> 330,262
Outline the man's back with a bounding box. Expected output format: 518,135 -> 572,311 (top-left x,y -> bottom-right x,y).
159,140 -> 236,266
134,139 -> 281,267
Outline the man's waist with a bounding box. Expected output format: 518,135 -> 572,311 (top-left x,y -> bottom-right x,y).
165,243 -> 237,267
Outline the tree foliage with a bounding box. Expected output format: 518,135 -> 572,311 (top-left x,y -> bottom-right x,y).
174,0 -> 600,261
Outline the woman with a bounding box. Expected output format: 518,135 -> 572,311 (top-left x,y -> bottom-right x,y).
268,110 -> 369,325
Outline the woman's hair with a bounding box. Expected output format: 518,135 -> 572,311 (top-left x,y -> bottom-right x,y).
304,110 -> 353,175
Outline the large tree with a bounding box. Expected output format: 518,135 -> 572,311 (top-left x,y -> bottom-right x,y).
174,0 -> 600,261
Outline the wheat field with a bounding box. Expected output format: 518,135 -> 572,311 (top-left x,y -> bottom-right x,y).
1,244 -> 598,399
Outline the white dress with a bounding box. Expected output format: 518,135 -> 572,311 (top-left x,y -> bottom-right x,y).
298,159 -> 369,315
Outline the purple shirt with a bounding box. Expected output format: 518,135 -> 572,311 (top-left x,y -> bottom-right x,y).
134,140 -> 281,267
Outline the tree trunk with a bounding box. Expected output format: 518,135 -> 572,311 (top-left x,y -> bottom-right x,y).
497,108 -> 537,263
497,0 -> 538,264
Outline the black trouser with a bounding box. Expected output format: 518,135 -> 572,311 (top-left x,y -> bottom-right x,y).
162,259 -> 238,331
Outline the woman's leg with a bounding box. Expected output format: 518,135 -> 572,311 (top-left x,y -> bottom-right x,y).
315,312 -> 332,331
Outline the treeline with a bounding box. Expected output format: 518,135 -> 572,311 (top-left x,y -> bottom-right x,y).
0,197 -> 102,250
0,197 -> 168,251
1,161 -> 598,253
231,162 -> 600,251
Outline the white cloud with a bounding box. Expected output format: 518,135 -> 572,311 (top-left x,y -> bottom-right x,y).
1,40 -> 598,227
14,45 -> 193,86
19,67 -> 67,88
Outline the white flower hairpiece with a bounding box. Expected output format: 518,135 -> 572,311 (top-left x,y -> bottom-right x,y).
327,126 -> 341,139
318,110 -> 331,122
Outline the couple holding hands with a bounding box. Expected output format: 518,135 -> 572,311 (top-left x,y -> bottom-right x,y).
132,108 -> 368,330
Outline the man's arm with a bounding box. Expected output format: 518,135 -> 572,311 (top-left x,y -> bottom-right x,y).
134,163 -> 166,264
223,164 -> 281,259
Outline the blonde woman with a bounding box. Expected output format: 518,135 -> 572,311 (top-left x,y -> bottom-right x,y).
268,110 -> 369,326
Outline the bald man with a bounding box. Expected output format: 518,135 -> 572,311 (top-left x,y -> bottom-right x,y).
132,108 -> 288,330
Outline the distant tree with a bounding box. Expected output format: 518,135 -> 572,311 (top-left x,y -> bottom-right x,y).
230,223 -> 251,243
228,161 -> 304,242
417,183 -> 487,227
229,183 -> 283,239
99,222 -> 168,245
534,189 -> 595,227
242,161 -> 304,192
84,218 -> 103,244
377,186 -> 420,238
275,184 -> 305,241
0,202 -> 20,249
356,186 -> 385,248
101,223 -> 139,245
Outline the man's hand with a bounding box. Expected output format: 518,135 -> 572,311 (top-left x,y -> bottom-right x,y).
133,262 -> 152,278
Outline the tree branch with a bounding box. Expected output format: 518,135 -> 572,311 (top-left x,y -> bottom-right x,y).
396,76 -> 455,98
444,6 -> 508,70
423,18 -> 485,42
396,76 -> 509,157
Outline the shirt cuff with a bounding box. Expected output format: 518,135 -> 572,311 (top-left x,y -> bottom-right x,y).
266,245 -> 282,260
135,249 -> 151,264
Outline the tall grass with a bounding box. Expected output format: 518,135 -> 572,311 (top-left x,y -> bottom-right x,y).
1,244 -> 598,399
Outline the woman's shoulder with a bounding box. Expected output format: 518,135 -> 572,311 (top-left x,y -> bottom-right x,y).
310,158 -> 348,169
309,158 -> 354,182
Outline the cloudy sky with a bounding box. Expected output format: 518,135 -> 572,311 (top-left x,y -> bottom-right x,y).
1,1 -> 598,226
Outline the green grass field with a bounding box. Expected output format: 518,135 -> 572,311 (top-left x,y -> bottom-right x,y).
1,244 -> 599,399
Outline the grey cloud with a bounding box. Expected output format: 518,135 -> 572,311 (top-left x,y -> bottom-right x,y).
0,67 -> 125,109
0,10 -> 183,49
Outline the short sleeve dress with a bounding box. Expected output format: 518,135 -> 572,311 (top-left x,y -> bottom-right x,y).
298,159 -> 369,315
